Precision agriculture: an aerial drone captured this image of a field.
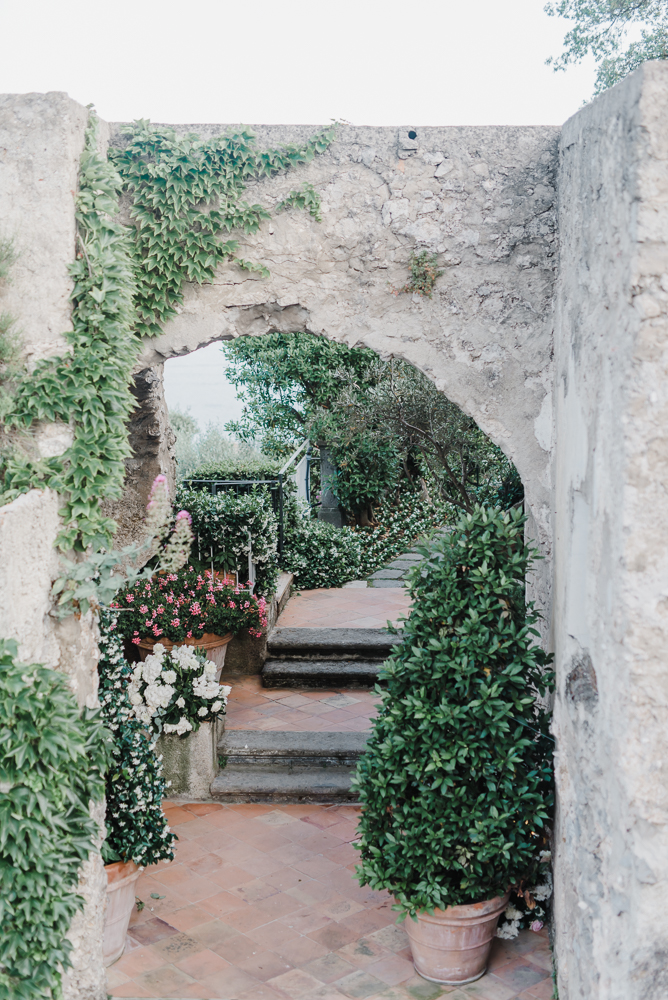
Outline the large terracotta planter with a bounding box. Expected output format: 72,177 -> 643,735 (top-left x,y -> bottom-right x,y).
404,892 -> 509,985
103,860 -> 141,966
138,632 -> 233,681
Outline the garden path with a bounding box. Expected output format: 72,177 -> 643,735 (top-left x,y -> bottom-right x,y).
275,587 -> 412,630
109,802 -> 554,1000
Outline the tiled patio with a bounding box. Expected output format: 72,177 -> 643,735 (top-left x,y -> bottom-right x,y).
225,677 -> 379,733
108,803 -> 554,1000
276,588 -> 412,630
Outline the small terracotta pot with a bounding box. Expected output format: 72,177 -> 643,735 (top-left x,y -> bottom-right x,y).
138,632 -> 233,681
103,860 -> 141,966
403,891 -> 510,985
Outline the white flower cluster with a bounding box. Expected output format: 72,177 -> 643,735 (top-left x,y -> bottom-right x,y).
496,904 -> 523,939
127,642 -> 231,733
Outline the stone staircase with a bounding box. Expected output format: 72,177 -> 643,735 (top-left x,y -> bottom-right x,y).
211,626 -> 400,804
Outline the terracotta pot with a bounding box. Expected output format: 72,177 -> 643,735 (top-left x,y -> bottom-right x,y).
403,891 -> 510,985
138,632 -> 233,681
103,860 -> 141,966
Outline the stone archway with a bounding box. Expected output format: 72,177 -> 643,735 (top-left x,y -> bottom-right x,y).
111,121 -> 558,619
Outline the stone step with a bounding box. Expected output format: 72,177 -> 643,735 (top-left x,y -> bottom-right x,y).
262,658 -> 382,689
210,764 -> 358,803
219,729 -> 369,767
366,579 -> 406,589
267,627 -> 397,660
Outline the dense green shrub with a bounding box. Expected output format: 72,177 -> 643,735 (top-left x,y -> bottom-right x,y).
354,506 -> 554,919
0,640 -> 109,999
98,612 -> 177,867
184,456 -> 283,482
355,493 -> 449,577
282,496 -> 363,589
176,484 -> 279,597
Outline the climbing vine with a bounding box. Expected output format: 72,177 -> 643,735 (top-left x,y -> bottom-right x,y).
0,116 -> 334,553
110,122 -> 334,337
276,182 -> 323,222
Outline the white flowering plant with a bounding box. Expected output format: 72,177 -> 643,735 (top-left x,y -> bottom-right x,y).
128,643 -> 231,738
98,611 -> 176,867
496,849 -> 553,938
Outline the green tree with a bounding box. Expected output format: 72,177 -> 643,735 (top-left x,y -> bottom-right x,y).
547,0 -> 668,94
223,334 -> 522,524
353,507 -> 554,919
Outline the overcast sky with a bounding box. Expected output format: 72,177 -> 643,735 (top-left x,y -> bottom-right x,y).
1,0 -> 595,431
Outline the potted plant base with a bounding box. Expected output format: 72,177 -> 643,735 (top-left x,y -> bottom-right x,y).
103,860 -> 142,966
155,715 -> 224,799
403,892 -> 510,985
138,632 -> 233,680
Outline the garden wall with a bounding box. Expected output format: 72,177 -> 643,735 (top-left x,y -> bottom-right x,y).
1,65 -> 668,998
552,61 -> 668,1000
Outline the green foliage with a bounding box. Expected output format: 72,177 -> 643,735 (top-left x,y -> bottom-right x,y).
355,493 -> 449,578
185,454 -> 283,482
169,409 -> 265,479
281,496 -> 363,589
98,612 -> 176,867
400,250 -> 443,297
176,485 -> 280,597
2,112 -> 139,551
276,182 -> 323,222
223,332 -> 379,457
353,506 -> 554,919
546,0 -> 668,94
0,639 -> 109,999
110,122 -> 335,337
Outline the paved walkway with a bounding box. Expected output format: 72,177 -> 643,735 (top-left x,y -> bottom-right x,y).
276,588 -> 412,630
109,802 -> 553,1000
225,677 -> 379,733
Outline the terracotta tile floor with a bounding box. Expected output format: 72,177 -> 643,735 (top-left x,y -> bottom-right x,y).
109,803 -> 553,1000
277,588 -> 412,630
225,677 -> 380,733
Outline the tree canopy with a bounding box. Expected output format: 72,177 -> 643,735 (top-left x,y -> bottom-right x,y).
547,0 -> 668,94
222,333 -> 522,524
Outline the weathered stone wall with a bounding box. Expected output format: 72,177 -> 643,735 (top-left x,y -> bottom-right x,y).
113,121 -> 559,614
552,61 -> 668,999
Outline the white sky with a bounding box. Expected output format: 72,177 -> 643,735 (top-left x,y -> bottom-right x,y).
1,0 -> 595,431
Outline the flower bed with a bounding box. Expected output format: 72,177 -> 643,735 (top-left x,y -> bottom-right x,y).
114,566 -> 268,645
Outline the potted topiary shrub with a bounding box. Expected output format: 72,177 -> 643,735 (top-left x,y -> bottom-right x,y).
98,613 -> 177,966
353,505 -> 554,986
114,565 -> 268,678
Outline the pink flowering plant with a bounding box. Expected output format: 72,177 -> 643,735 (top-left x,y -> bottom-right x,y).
114,566 -> 268,644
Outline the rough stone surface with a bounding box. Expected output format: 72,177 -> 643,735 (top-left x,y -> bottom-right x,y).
110,121 -> 559,599
261,657 -> 382,688
155,717 -> 222,799
552,61 -> 668,1000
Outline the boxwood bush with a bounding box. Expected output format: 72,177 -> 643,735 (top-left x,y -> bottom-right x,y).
353,505 -> 554,919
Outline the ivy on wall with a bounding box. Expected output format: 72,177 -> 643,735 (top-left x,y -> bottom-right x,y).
0,116 -> 334,554
3,113 -> 139,551
110,122 -> 334,337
